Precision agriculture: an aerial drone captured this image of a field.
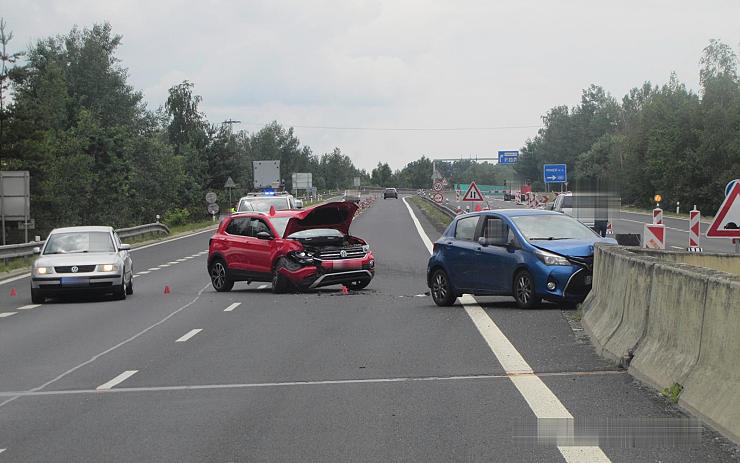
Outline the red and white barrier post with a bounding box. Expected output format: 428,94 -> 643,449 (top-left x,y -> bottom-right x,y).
688,206 -> 702,252
653,206 -> 663,225
643,223 -> 666,249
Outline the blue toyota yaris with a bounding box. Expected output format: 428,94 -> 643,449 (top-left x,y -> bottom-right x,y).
426,209 -> 617,308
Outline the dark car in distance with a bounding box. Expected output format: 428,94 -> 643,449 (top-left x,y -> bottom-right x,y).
383,188 -> 398,199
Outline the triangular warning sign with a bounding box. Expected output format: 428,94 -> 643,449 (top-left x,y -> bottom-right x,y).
707,182 -> 740,238
462,182 -> 484,202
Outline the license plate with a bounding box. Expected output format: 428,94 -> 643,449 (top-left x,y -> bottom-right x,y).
584,275 -> 592,285
61,277 -> 89,286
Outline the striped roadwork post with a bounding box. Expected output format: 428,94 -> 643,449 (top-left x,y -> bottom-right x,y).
688,207 -> 702,252
643,223 -> 666,249
653,207 -> 663,225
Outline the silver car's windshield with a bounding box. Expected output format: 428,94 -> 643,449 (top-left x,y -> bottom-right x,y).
249,197 -> 290,211
511,215 -> 599,241
44,232 -> 115,254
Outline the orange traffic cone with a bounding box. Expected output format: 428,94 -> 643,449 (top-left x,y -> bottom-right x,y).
163,285 -> 171,294
9,288 -> 17,297
341,286 -> 349,295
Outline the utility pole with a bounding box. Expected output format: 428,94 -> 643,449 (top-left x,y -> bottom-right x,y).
222,118 -> 241,133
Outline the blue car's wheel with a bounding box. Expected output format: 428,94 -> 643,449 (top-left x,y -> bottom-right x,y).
430,269 -> 456,306
513,270 -> 541,309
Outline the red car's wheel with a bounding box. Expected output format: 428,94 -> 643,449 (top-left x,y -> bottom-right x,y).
210,259 -> 234,292
272,258 -> 292,294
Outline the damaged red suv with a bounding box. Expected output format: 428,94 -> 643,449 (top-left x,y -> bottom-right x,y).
207,202 -> 375,293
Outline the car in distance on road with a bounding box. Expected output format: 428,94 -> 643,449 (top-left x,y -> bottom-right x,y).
426,210 -> 616,308
236,192 -> 302,213
343,190 -> 362,203
383,188 -> 398,199
552,192 -> 615,236
31,226 -> 134,303
208,201 -> 375,293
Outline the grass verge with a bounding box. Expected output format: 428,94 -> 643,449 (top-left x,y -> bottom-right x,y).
408,196 -> 453,232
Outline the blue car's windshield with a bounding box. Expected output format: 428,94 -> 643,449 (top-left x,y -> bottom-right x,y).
511,214 -> 599,241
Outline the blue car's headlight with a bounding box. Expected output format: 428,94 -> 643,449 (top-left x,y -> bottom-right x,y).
535,249 -> 570,266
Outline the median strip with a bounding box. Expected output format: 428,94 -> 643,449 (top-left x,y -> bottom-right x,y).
96,370 -> 138,390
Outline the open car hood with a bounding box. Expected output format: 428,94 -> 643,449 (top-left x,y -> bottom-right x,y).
282,201 -> 358,237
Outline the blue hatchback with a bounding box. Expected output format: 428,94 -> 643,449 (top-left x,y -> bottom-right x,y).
426,209 -> 617,308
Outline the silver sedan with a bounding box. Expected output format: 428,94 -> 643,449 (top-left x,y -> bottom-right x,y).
31,226 -> 134,303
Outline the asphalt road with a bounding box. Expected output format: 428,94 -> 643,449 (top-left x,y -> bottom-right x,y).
0,199 -> 737,462
440,193 -> 738,253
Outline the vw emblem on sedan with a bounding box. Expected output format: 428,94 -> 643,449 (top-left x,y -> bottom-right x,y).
71,266 -> 79,273
340,250 -> 348,258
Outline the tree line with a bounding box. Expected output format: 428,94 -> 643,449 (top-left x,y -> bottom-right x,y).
514,40 -> 740,213
0,22 -> 375,238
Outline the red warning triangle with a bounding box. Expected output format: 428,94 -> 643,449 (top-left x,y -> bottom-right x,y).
707,182 -> 740,238
462,182 -> 484,202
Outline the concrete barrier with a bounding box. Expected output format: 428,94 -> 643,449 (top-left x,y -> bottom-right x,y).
679,275 -> 740,444
582,244 -> 740,445
629,248 -> 740,275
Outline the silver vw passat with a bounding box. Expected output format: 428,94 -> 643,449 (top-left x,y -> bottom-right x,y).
31,226 -> 134,303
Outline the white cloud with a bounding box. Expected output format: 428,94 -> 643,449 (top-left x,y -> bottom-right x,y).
5,0 -> 740,170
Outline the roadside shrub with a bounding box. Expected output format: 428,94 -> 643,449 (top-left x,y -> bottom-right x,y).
163,208 -> 191,226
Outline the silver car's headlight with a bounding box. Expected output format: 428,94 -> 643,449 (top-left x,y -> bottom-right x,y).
99,264 -> 119,272
535,249 -> 570,266
34,266 -> 54,276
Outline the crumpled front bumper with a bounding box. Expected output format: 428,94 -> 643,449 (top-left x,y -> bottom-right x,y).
279,252 -> 375,289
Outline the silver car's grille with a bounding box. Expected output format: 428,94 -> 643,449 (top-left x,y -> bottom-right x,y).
55,265 -> 96,273
317,246 -> 366,260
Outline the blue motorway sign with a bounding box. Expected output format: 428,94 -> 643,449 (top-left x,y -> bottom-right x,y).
543,164 -> 567,183
498,150 -> 519,164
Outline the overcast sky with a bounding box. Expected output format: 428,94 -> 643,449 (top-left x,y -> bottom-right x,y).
6,1 -> 740,170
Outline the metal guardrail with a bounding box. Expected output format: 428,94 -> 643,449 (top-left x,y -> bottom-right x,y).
418,193 -> 456,219
0,222 -> 171,260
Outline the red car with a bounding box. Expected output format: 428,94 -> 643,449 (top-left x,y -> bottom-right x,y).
207,202 -> 375,293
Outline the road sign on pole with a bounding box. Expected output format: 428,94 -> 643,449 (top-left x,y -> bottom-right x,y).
725,179 -> 738,197
433,193 -> 444,203
497,151 -> 519,164
462,182 -> 484,202
432,181 -> 443,192
543,164 -> 567,183
205,192 -> 218,204
707,181 -> 740,239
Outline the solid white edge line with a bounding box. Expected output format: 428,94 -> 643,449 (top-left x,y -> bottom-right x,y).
17,304 -> 40,310
402,196 -> 611,463
96,370 -> 138,390
224,302 -> 241,312
0,312 -> 17,318
175,329 -> 202,343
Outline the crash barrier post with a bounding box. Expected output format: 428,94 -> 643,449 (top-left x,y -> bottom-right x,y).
688,208 -> 702,252
582,245 -> 740,444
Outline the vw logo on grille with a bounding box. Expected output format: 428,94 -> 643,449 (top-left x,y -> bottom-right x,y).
71,266 -> 79,273
340,250 -> 348,258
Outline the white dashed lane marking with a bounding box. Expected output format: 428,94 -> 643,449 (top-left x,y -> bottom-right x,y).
160,264 -> 171,268
132,275 -> 140,279
17,304 -> 41,310
147,268 -> 160,272
137,271 -> 150,275
224,303 -> 241,312
0,312 -> 17,318
96,370 -> 138,390
175,329 -> 203,343
258,284 -> 269,290
168,261 -> 179,265
176,258 -> 188,262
